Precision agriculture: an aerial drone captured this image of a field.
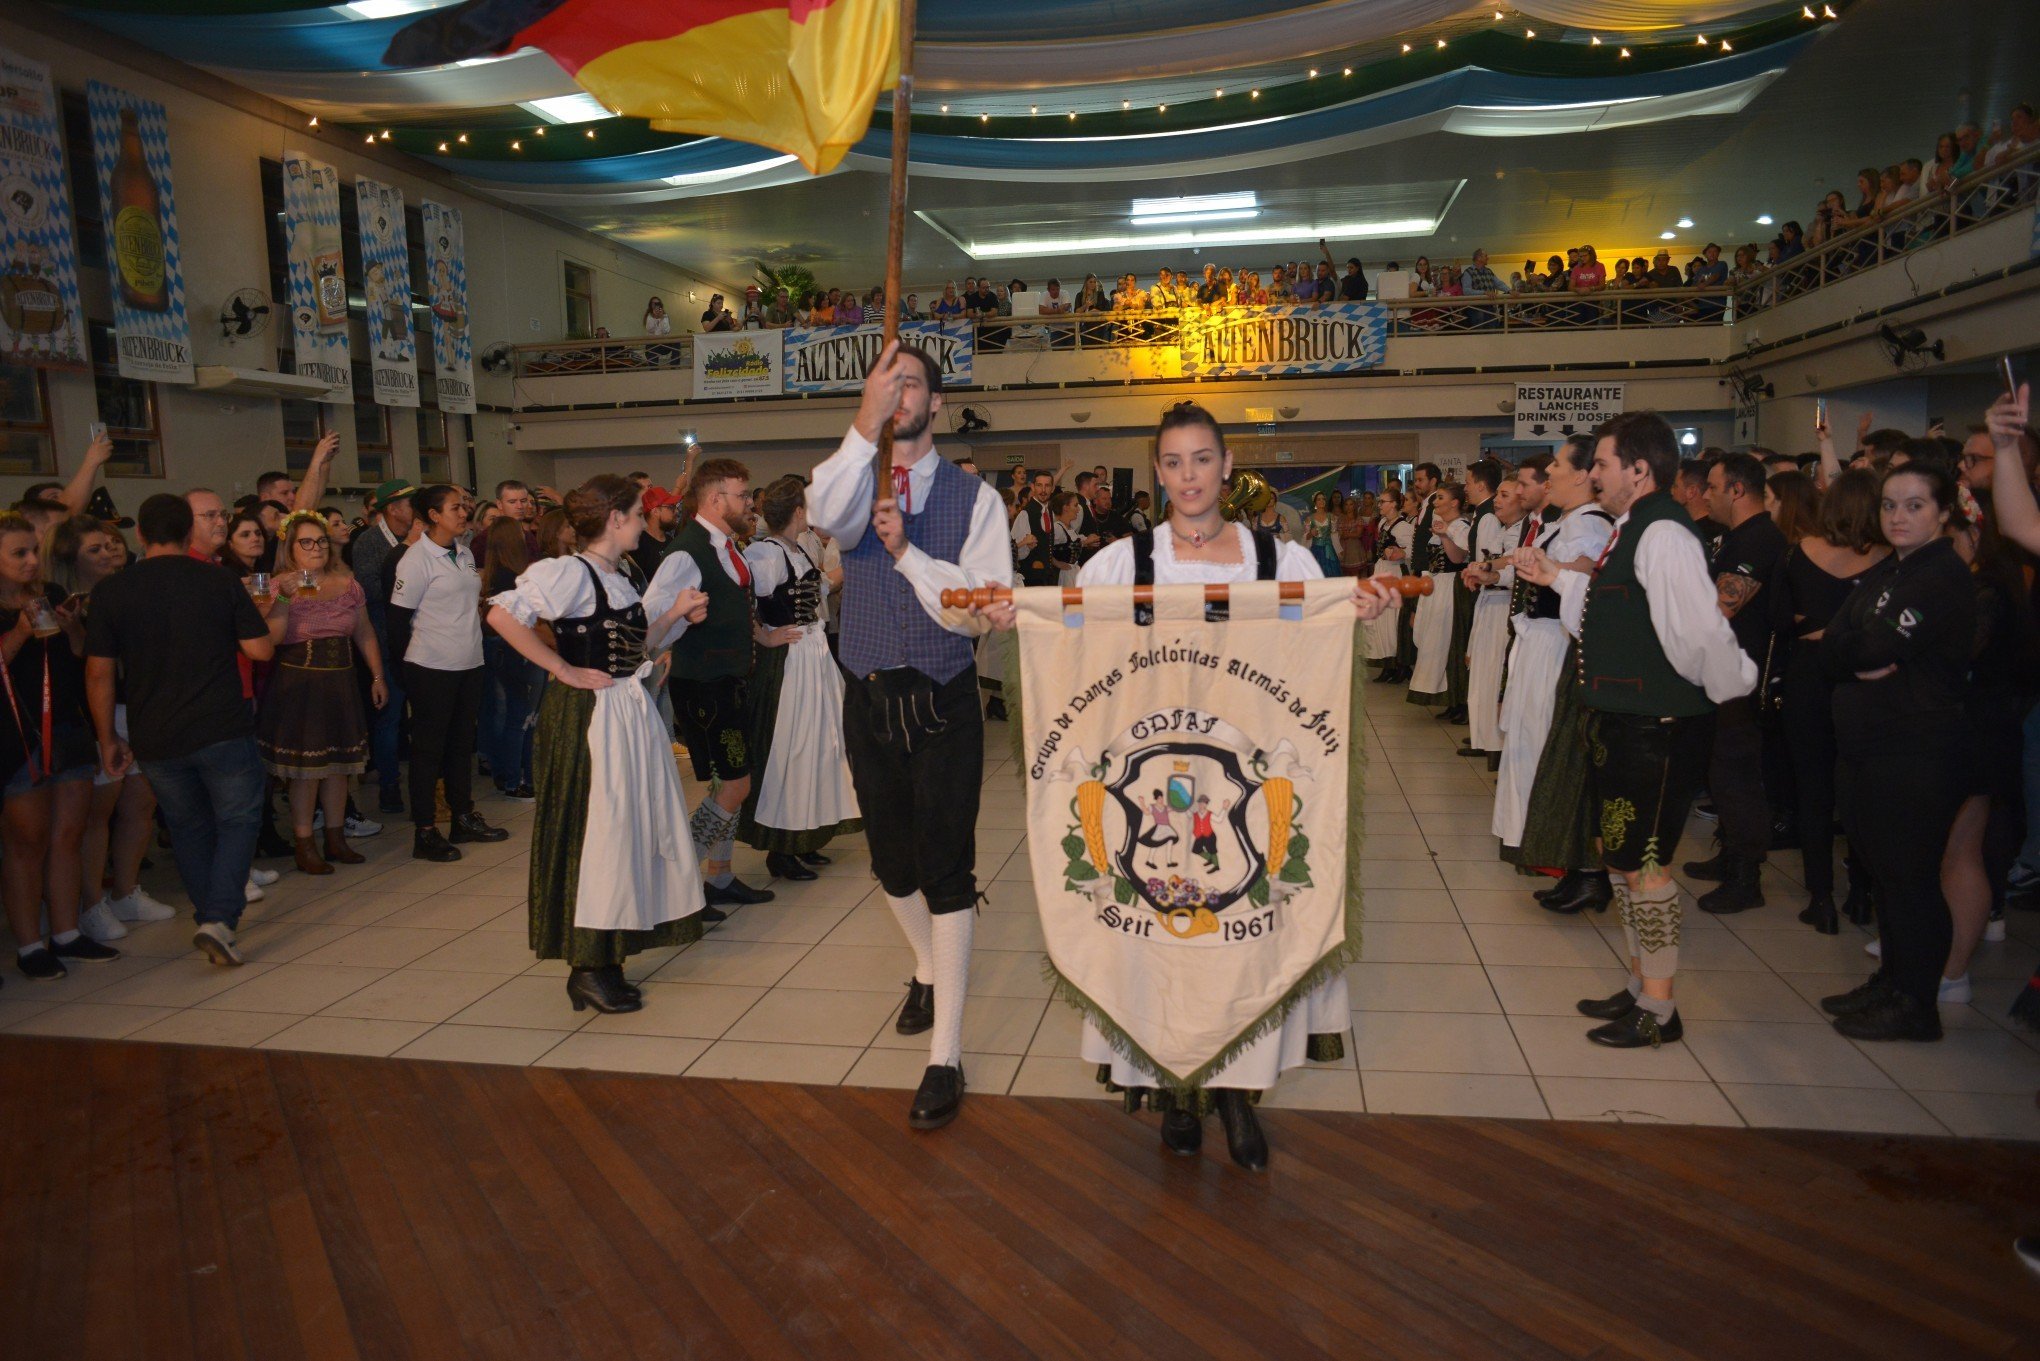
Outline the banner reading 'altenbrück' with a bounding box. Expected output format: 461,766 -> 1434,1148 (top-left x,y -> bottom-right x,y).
421,200 -> 474,414
1017,580 -> 1364,1089
356,176 -> 419,408
86,81 -> 193,384
281,152 -> 350,403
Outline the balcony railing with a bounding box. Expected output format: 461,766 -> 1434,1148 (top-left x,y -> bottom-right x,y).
1733,140 -> 2040,317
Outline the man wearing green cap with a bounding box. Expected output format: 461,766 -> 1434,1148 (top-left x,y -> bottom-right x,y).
353,479 -> 419,815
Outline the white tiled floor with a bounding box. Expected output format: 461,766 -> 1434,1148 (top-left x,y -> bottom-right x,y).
6,694 -> 2039,1140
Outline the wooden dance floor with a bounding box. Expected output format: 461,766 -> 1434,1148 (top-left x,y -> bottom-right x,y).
4,1036 -> 2036,1359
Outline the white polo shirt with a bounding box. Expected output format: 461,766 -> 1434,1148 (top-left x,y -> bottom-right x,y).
390,536 -> 484,671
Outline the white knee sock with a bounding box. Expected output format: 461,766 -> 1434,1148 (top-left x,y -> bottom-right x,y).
929,910 -> 973,1069
885,891 -> 935,985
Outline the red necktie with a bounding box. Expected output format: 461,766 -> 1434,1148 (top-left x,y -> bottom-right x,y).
892,464 -> 912,515
725,540 -> 750,589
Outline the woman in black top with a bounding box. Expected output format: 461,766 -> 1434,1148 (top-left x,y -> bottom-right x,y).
1936,492 -> 2038,1004
1768,470 -> 1885,931
0,512 -> 119,980
1820,464 -> 1976,1041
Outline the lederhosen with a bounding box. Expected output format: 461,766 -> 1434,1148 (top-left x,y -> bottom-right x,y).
529,561 -> 698,968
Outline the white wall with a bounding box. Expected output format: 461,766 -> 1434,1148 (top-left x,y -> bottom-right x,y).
0,8 -> 736,510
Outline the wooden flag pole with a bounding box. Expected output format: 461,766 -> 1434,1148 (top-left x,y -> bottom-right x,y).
872,0 -> 918,508
938,577 -> 1434,610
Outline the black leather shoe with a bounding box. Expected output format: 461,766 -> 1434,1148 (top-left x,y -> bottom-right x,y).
50,935 -> 120,963
1681,849 -> 1730,881
1532,873 -> 1574,903
1797,894 -> 1839,935
1215,1090 -> 1267,1170
1160,1107 -> 1203,1156
799,851 -> 832,867
1698,862 -> 1765,915
1576,987 -> 1638,1020
450,811 -> 510,844
766,851 -> 818,881
1440,705 -> 1469,725
602,964 -> 643,1003
1542,869 -> 1613,915
1587,1007 -> 1682,1048
1372,667 -> 1403,684
896,979 -> 934,1035
16,946 -> 66,981
412,827 -> 462,862
1456,742 -> 1487,757
695,902 -> 727,925
1820,974 -> 1894,1017
1832,991 -> 1941,1042
909,1064 -> 965,1130
706,877 -> 775,906
566,967 -> 642,1014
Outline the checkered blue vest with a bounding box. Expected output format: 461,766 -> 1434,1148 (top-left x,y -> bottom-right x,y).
839,453 -> 975,683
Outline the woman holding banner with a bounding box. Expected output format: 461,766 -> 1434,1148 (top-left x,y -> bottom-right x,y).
988,402 -> 1393,1170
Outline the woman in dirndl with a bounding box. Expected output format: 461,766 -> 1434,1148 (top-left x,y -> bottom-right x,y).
485,476 -> 710,1016
985,402 -> 1394,1171
1404,483 -> 1470,709
736,477 -> 861,882
257,511 -> 384,875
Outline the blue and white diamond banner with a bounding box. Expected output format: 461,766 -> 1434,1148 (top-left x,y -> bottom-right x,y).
0,48 -> 86,371
281,152 -> 350,403
86,81 -> 192,384
421,199 -> 473,415
782,319 -> 973,394
355,176 -> 417,409
1177,303 -> 1388,379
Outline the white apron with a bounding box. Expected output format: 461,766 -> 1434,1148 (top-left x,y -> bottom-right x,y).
1466,591 -> 1513,751
755,626 -> 861,833
1406,574 -> 1454,696
1492,618 -> 1568,847
574,662 -> 705,930
1364,560 -> 1404,660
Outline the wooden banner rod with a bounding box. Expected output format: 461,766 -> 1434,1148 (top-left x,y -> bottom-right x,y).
939,577 -> 1433,609
870,0 -> 917,508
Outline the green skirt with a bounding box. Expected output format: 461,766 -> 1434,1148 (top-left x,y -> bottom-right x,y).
528,681 -> 704,968
736,639 -> 863,855
1442,579 -> 1474,708
1506,641 -> 1597,871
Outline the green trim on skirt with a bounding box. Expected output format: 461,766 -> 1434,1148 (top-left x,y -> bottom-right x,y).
528,681 -> 704,969
736,639 -> 863,855
1505,641 -> 1598,871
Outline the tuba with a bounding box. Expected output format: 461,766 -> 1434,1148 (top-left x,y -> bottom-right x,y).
1220,467 -> 1276,522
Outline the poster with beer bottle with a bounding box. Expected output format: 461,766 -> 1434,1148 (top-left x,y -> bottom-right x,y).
85,82 -> 192,383
281,151 -> 350,403
0,46 -> 87,370
355,175 -> 418,408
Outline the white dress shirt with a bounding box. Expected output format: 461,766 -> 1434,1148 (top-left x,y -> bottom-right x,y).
641,515 -> 748,651
806,427 -> 1013,638
1554,514 -> 1757,704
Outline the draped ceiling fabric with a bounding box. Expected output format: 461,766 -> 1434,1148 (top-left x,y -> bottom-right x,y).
52,0 -> 1840,198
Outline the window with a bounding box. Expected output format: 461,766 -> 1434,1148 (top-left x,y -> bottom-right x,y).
563,259 -> 595,339
88,325 -> 163,478
0,362 -> 54,476
417,407 -> 450,484
280,395 -> 331,475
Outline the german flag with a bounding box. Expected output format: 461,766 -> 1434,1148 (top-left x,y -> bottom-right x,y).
384,0 -> 898,174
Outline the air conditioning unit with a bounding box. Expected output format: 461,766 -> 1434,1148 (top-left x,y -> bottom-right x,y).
192,366 -> 342,399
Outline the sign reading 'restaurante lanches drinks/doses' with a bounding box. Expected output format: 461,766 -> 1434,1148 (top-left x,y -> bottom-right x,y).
1513,382 -> 1626,440
86,81 -> 193,383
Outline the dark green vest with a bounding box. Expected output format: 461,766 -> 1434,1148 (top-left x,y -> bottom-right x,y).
1577,490 -> 1711,717
665,519 -> 753,681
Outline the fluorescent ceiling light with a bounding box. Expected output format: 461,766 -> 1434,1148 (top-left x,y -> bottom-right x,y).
342,1 -> 443,18
953,218 -> 1437,261
1130,209 -> 1259,226
1755,214 -> 1774,224
1676,217 -> 1694,228
660,155 -> 798,186
1131,192 -> 1256,218
1659,230 -> 1677,239
520,93 -> 613,124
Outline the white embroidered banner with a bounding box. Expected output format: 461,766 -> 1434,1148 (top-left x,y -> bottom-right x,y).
1017,579 -> 1362,1087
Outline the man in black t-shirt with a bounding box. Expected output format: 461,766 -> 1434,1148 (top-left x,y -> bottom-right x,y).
1684,453 -> 1787,915
86,494 -> 275,967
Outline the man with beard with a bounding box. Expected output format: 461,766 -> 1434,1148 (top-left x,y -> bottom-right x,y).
1516,414 -> 1754,1048
806,341 -> 1012,1130
628,485 -> 680,584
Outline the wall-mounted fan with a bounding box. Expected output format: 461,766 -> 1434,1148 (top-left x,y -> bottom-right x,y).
479,340 -> 516,374
218,288 -> 273,342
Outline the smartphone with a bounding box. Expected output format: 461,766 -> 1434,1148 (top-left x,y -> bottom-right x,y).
1814,396 -> 1828,431
88,421 -> 107,442
2002,354 -> 2020,398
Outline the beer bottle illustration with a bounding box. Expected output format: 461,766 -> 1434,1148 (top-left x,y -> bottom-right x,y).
310,168 -> 346,331
110,108 -> 168,313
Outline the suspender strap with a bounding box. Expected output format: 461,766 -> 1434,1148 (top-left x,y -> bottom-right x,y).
1251,528 -> 1277,580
